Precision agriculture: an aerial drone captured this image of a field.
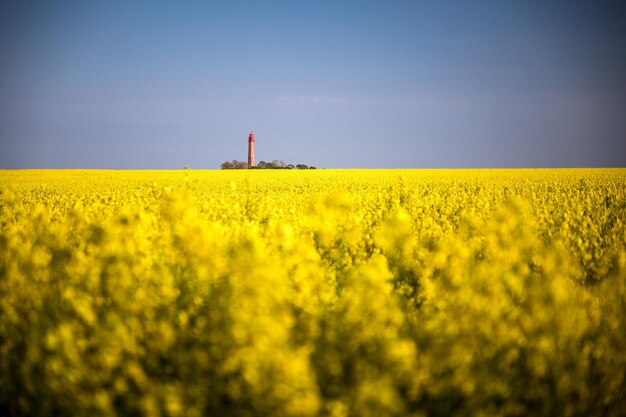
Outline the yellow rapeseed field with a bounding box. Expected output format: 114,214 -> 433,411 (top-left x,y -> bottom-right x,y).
1,168 -> 625,417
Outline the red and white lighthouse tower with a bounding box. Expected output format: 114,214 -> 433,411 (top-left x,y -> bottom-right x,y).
247,131 -> 255,168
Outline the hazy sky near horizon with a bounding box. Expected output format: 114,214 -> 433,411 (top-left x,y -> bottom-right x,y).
1,0 -> 625,169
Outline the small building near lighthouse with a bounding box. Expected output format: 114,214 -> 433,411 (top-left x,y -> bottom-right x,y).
247,131 -> 255,168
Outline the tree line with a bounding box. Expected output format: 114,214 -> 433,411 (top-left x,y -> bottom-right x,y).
221,160 -> 317,170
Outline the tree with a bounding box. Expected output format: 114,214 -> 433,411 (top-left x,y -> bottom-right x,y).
223,158 -> 317,169
221,160 -> 247,169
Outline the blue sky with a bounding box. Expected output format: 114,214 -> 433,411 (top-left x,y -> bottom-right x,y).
1,0 -> 625,168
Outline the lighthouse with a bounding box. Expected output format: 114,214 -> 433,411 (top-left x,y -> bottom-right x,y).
247,131 -> 255,168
